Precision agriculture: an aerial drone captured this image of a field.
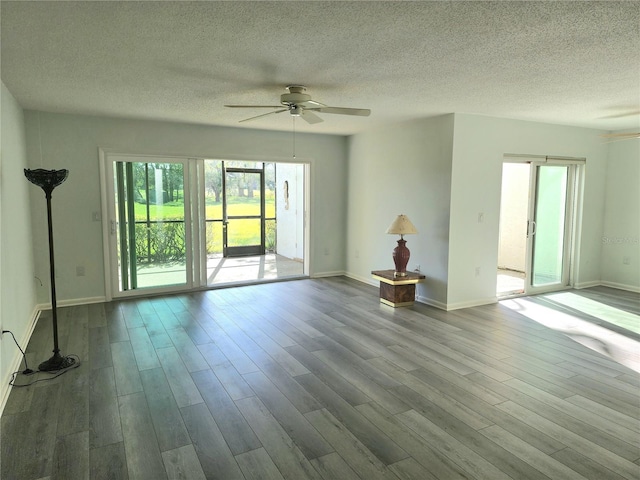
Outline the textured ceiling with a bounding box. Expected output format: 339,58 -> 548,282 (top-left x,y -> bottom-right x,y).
1,1 -> 639,135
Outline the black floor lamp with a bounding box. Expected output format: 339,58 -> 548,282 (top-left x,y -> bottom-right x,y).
24,168 -> 76,371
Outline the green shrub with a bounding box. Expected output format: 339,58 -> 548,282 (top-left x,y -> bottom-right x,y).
135,222 -> 185,263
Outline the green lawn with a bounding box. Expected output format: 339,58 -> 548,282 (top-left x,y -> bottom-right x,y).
133,193 -> 276,255
134,194 -> 275,221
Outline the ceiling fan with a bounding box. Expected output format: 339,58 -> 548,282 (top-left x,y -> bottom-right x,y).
224,85 -> 371,124
600,132 -> 640,141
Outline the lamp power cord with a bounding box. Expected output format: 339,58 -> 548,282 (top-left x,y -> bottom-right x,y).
2,329 -> 80,387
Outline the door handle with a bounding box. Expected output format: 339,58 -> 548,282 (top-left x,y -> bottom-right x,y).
527,220 -> 536,237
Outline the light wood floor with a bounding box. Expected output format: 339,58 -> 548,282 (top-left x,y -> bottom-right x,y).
1,278 -> 639,479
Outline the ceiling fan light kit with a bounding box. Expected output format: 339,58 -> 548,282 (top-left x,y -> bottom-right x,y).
225,85 -> 371,124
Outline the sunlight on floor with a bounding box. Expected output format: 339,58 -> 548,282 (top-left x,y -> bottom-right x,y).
131,254 -> 304,289
501,296 -> 640,373
544,292 -> 640,335
207,253 -> 303,285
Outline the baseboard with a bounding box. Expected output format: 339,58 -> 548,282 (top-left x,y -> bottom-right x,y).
440,297 -> 499,311
574,280 -> 601,289
415,295 -> 448,310
35,296 -> 107,311
344,272 -> 377,287
311,271 -> 346,279
0,305 -> 41,416
599,281 -> 640,293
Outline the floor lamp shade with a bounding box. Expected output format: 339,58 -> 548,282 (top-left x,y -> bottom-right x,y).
24,168 -> 76,371
386,214 -> 418,276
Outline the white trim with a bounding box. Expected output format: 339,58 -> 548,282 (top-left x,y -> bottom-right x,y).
98,148 -> 113,301
598,281 -> 640,293
303,163 -> 311,277
573,280 -> 601,289
36,296 -> 107,310
415,295 -> 449,310
0,306 -> 41,416
442,297 -> 499,311
344,272 -> 376,286
503,154 -> 586,164
98,147 -> 314,166
311,270 -> 346,278
193,159 -> 205,287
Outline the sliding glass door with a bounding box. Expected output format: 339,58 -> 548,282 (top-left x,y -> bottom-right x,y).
497,159 -> 579,297
102,153 -> 308,298
105,156 -> 192,297
529,164 -> 571,289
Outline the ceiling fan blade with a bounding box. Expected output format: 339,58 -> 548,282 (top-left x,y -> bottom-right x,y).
600,132 -> 640,138
225,105 -> 284,108
310,106 -> 371,116
300,99 -> 327,107
239,109 -> 287,123
301,110 -> 323,124
598,110 -> 640,120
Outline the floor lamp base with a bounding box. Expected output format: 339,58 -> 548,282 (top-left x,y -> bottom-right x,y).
39,352 -> 76,372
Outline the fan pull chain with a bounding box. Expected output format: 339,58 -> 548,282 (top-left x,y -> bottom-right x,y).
292,116 -> 296,159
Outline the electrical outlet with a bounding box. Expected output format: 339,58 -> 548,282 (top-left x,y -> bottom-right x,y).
475,267 -> 481,277
324,248 -> 330,256
414,264 -> 421,272
623,256 -> 631,265
76,266 -> 85,277
478,212 -> 484,223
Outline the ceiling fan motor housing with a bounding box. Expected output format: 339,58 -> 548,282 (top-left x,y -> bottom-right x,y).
281,93 -> 311,105
281,85 -> 311,107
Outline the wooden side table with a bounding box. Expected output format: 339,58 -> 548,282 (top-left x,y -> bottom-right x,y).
371,270 -> 425,307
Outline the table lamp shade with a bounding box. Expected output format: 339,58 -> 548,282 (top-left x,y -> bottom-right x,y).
386,214 -> 418,235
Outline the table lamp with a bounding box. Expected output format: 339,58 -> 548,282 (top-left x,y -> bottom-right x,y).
386,214 -> 417,277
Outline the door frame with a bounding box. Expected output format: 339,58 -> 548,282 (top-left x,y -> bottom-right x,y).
524,160 -> 578,295
100,150 -> 312,301
499,154 -> 584,297
100,151 -> 195,300
222,166 -> 266,257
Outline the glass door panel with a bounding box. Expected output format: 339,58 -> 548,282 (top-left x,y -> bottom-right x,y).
112,159 -> 190,294
531,165 -> 568,287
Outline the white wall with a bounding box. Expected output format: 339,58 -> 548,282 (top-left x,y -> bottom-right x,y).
448,114 -> 609,308
601,136 -> 640,291
13,108 -> 636,318
1,83 -> 38,410
275,162 -> 304,261
347,115 -> 454,307
24,111 -> 348,303
347,113 -> 614,310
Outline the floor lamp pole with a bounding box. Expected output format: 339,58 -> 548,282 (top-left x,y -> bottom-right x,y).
24,168 -> 75,371
44,189 -> 61,363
